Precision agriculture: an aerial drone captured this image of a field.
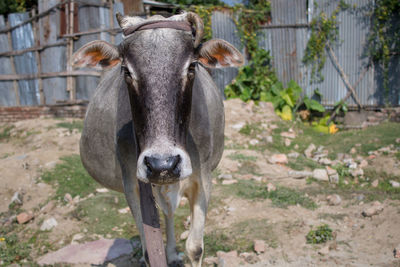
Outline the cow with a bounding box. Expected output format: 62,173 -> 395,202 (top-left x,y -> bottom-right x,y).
72,12 -> 243,266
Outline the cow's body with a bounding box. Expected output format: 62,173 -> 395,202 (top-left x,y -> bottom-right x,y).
73,12 -> 242,266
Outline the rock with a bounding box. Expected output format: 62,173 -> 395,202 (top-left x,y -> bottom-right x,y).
355,194 -> 365,201
269,154 -> 288,164
325,166 -> 337,176
288,170 -> 313,179
71,233 -> 85,245
222,179 -> 238,185
217,250 -> 239,267
249,139 -> 259,146
118,207 -> 130,214
304,144 -> 316,158
350,168 -> 364,177
265,136 -> 273,143
38,238 -> 136,265
394,244 -> 400,258
389,181 -> 400,188
329,174 -> 339,184
350,147 -> 357,154
318,245 -> 330,255
45,161 -> 57,169
96,188 -> 109,193
294,144 -> 299,150
288,152 -> 299,158
362,201 -> 384,217
218,173 -> 233,180
359,160 -> 368,168
253,240 -> 266,254
41,201 -> 55,214
396,138 -> 400,144
231,122 -> 245,130
10,191 -> 23,206
40,217 -> 58,231
17,212 -> 34,224
64,193 -> 73,203
266,183 -> 276,192
313,169 -> 329,181
371,180 -> 379,188
203,256 -> 218,265
180,230 -> 189,240
319,158 -> 332,165
284,138 -> 291,147
280,132 -> 296,139
326,194 -> 342,206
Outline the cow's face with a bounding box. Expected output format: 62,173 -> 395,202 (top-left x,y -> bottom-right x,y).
72,13 -> 243,185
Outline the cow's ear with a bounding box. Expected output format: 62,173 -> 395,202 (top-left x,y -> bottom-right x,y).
198,39 -> 244,68
72,40 -> 120,69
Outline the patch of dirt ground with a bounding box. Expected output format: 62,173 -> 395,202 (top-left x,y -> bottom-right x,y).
1,100 -> 400,267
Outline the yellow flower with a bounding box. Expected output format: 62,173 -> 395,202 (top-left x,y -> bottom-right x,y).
0,237 -> 5,241
329,124 -> 339,134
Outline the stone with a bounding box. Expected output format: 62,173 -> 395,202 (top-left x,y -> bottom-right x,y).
284,138 -> 291,147
288,152 -> 299,158
180,230 -> 189,240
359,160 -> 368,168
348,162 -> 358,169
239,252 -> 259,264
350,147 -> 357,154
203,256 -> 218,265
222,179 -> 238,185
96,188 -> 109,193
266,183 -> 276,192
38,239 -> 136,265
253,240 -> 266,254
71,233 -> 85,245
396,138 -> 400,144
362,201 -> 384,217
265,136 -> 273,143
288,170 -> 313,179
350,168 -> 364,177
45,161 -> 57,169
218,174 -> 233,180
390,181 -> 400,188
294,144 -> 299,150
371,180 -> 379,188
326,194 -> 342,206
313,169 -> 329,181
304,143 -> 316,158
325,166 -> 337,176
231,122 -> 245,130
40,217 -> 58,231
280,131 -> 296,139
10,191 -> 23,206
17,212 -> 34,224
249,139 -> 259,146
64,193 -> 73,203
217,250 -> 239,267
319,158 -> 332,165
329,173 -> 339,184
318,245 -> 330,255
118,207 -> 130,214
269,154 -> 288,164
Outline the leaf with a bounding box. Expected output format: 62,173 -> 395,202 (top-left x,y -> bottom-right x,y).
278,105 -> 293,121
308,99 -> 325,112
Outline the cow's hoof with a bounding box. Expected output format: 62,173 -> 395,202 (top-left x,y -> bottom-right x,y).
168,260 -> 184,267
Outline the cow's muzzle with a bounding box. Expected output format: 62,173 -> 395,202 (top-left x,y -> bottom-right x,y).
137,146 -> 192,184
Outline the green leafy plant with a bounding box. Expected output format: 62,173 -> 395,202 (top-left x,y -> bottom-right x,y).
306,224 -> 333,244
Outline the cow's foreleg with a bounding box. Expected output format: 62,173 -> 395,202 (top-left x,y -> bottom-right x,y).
186,180 -> 210,267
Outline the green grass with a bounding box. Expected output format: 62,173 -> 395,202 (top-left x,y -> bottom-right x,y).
41,155 -> 98,200
239,122 -> 263,136
287,155 -> 323,171
227,152 -> 257,162
221,180 -> 317,209
56,120 -> 84,132
204,219 -> 277,256
306,224 -> 333,244
0,125 -> 14,141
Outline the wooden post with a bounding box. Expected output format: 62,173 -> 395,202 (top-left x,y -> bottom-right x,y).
6,21 -> 20,106
32,8 -> 45,105
66,1 -> 76,101
108,0 -> 115,45
138,181 -> 168,267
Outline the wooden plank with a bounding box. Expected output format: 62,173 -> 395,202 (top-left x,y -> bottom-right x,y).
61,27 -> 121,38
0,70 -> 101,81
138,181 -> 168,267
0,42 -> 67,57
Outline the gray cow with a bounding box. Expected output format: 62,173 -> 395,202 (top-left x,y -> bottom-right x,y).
72,12 -> 243,266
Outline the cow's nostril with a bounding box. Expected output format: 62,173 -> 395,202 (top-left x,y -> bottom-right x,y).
144,155 -> 181,177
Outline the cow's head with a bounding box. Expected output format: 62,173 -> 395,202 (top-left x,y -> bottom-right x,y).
72,12 -> 243,184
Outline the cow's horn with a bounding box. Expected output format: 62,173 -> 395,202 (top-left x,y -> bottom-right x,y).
116,12 -> 125,28
186,12 -> 204,48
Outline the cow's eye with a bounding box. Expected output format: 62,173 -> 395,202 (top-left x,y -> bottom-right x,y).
123,66 -> 132,79
188,62 -> 196,78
